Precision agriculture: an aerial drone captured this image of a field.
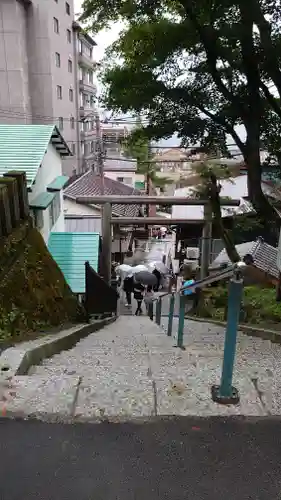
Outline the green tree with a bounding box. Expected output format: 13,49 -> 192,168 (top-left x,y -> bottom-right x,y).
188,160 -> 248,262
123,127 -> 173,215
80,0 -> 281,228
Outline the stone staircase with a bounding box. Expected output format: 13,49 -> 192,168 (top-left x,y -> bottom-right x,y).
27,315 -> 278,419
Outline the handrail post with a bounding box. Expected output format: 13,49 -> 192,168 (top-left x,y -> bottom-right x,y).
177,293 -> 185,348
147,301 -> 153,321
211,275 -> 243,405
155,298 -> 162,326
167,293 -> 175,337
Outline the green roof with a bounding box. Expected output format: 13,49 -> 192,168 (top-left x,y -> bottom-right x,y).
47,175 -> 69,192
48,232 -> 100,294
0,125 -> 71,188
29,191 -> 56,210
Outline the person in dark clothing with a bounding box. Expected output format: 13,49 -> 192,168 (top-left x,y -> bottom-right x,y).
133,282 -> 145,315
152,268 -> 161,292
123,275 -> 133,306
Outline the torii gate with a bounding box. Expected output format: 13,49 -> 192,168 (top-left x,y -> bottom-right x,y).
76,195 -> 240,283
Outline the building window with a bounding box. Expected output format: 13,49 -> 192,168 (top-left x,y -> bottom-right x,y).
91,140 -> 95,152
53,17 -> 59,34
65,2 -> 70,14
81,142 -> 85,155
72,143 -> 76,155
70,116 -> 75,129
90,95 -> 95,108
67,29 -> 72,43
57,85 -> 62,99
58,117 -> 63,130
78,39 -> 82,54
68,59 -> 73,73
88,70 -> 93,84
49,193 -> 61,228
55,52 -> 61,67
83,121 -> 89,132
117,177 -> 132,185
69,88 -> 73,102
83,45 -> 92,59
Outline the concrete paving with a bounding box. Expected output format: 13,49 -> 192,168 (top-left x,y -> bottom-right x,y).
0,315 -> 278,420
1,417 -> 281,500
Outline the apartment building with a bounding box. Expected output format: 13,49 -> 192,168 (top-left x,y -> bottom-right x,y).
73,21 -> 98,173
0,0 -> 98,176
101,124 -> 129,157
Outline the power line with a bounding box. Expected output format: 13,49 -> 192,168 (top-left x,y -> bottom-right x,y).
0,108 -> 246,158
0,107 -> 151,124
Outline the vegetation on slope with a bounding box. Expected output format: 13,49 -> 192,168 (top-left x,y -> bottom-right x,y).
0,221 -> 85,342
191,284 -> 281,327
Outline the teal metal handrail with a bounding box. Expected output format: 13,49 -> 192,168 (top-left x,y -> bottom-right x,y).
147,261 -> 247,405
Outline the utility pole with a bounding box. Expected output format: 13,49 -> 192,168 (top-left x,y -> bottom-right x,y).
95,113 -> 104,194
101,202 -> 112,284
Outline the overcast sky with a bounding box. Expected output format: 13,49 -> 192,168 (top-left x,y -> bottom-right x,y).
74,0 -> 122,61
73,1 -> 243,149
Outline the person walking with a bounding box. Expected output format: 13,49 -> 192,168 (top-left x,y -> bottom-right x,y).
123,274 -> 133,307
152,268 -> 161,292
144,286 -> 154,319
133,282 -> 145,315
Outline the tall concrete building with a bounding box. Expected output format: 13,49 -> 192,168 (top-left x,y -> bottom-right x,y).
0,0 -> 98,175
73,21 -> 98,173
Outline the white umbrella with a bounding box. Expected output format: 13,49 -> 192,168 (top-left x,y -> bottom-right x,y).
131,264 -> 150,274
147,261 -> 169,275
154,261 -> 170,275
146,262 -> 156,272
116,264 -> 133,275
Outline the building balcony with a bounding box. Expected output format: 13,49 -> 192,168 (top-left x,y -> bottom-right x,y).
79,105 -> 96,118
80,129 -> 97,140
78,52 -> 95,69
79,79 -> 97,94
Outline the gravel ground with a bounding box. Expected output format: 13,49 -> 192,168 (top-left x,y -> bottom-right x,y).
16,315 -> 279,419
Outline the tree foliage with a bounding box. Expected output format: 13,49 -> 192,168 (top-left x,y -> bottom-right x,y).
187,161 -> 240,262
80,0 -> 281,225
123,128 -> 173,192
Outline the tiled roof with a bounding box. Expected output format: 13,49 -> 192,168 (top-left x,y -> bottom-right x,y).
48,232 -> 100,294
212,238 -> 278,278
0,124 -> 71,188
251,239 -> 279,278
64,170 -> 142,217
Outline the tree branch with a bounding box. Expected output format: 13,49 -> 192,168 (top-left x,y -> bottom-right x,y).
260,81 -> 281,119
246,0 -> 281,99
181,1 -> 245,115
196,103 -> 246,154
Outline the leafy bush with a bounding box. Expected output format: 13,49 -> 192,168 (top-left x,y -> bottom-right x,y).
192,284 -> 281,326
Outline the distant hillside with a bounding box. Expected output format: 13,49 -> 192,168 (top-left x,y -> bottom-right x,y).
0,221 -> 84,342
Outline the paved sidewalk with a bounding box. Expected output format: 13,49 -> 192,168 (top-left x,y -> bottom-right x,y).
1,417 -> 281,500
0,316 -> 278,420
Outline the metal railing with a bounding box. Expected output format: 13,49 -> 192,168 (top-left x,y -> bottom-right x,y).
147,261 -> 247,405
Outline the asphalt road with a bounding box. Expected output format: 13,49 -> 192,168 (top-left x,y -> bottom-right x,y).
1,417 -> 281,500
